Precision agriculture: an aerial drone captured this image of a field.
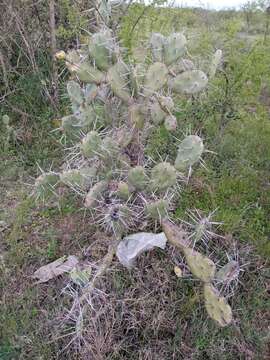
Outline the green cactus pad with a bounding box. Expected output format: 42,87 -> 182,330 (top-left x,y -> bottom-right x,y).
174,135 -> 204,171
78,104 -> 96,128
158,96 -> 174,112
183,248 -> 216,282
129,104 -> 144,129
162,220 -> 189,249
168,70 -> 208,94
97,0 -> 111,26
88,30 -> 115,71
169,58 -> 195,75
60,167 -> 96,190
107,61 -> 132,103
100,136 -> 120,161
146,199 -> 169,220
84,180 -> 108,208
130,63 -> 146,97
34,173 -> 60,200
204,284 -> 233,327
143,62 -> 168,97
81,131 -> 102,158
164,115 -> 177,131
84,84 -> 98,103
164,33 -> 187,66
216,261 -> 239,283
61,115 -> 81,137
76,62 -> 105,84
116,182 -> 130,200
150,162 -> 177,191
150,101 -> 167,125
128,166 -> 148,191
150,33 -> 165,62
67,81 -> 84,107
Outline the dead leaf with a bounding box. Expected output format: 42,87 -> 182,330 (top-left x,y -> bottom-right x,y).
33,255 -> 79,283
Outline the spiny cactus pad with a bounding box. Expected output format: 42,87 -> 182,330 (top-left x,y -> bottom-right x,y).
84,180 -> 108,208
73,62 -> 105,84
204,284 -> 233,327
116,182 -> 130,200
60,167 -> 96,190
89,30 -> 115,71
67,81 -> 84,107
164,32 -> 187,66
34,173 -> 60,200
107,61 -> 132,103
81,131 -> 102,158
216,260 -> 239,283
150,101 -> 167,125
128,166 -> 148,191
146,199 -> 169,220
143,62 -> 168,97
150,162 -> 177,191
150,33 -> 165,62
164,115 -> 177,131
183,248 -> 216,282
162,220 -> 189,249
169,58 -> 195,75
174,135 -> 204,171
169,70 -> 208,94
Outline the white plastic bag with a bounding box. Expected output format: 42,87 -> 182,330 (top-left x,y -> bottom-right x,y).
117,232 -> 167,268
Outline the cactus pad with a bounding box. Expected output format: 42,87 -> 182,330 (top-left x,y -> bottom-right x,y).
116,182 -> 130,200
34,173 -> 59,200
107,61 -> 132,103
89,30 -> 115,71
128,166 -> 148,191
146,199 -> 169,220
183,248 -> 216,282
204,284 -> 233,327
168,70 -> 208,94
164,115 -> 177,131
150,33 -> 165,62
81,131 -> 102,158
129,104 -> 144,129
67,81 -> 84,107
162,220 -> 189,249
150,162 -> 177,191
169,58 -> 195,75
143,62 -> 168,97
150,101 -> 167,125
84,180 -> 108,208
216,261 -> 239,283
164,33 -> 187,66
174,135 -> 204,171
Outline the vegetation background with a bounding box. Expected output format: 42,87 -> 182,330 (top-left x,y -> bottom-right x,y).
0,0 -> 269,359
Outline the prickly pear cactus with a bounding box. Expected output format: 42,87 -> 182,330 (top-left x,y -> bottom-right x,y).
33,3 -> 239,328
